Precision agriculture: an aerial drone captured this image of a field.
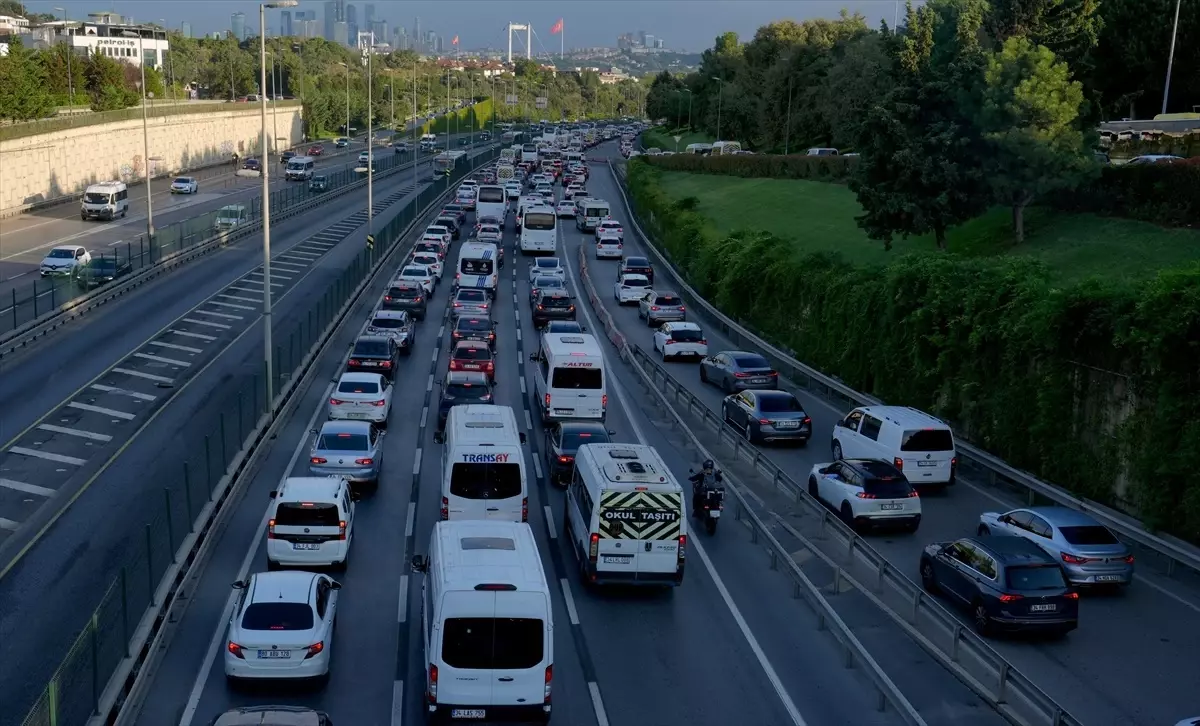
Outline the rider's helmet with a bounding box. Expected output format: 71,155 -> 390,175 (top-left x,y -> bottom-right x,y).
702,459 -> 715,471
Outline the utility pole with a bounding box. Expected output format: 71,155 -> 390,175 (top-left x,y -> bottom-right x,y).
1162,0 -> 1183,115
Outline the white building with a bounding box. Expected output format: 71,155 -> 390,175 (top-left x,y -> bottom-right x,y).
0,14 -> 30,34
39,18 -> 170,68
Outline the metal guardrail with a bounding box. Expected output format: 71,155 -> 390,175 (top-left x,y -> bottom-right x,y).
18,150 -> 499,726
606,158 -> 1200,582
0,99 -> 302,142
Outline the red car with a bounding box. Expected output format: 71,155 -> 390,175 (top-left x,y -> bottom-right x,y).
307,144 -> 324,156
448,341 -> 495,382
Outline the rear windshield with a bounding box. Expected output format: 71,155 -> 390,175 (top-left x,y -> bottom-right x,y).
734,355 -> 770,369
669,328 -> 703,342
457,289 -> 487,303
337,380 -> 380,394
655,295 -> 682,306
441,618 -> 544,670
758,395 -> 804,413
402,267 -> 427,277
1058,525 -> 1120,546
551,367 -> 602,389
352,339 -> 390,356
478,187 -> 505,202
461,259 -> 494,275
862,477 -> 913,499
371,317 -> 407,329
1005,565 -> 1067,591
458,319 -> 492,332
449,462 -> 523,499
539,296 -> 572,308
454,346 -> 491,361
445,383 -> 491,400
624,258 -> 649,267
900,429 -> 954,452
535,259 -> 559,269
524,212 -> 556,230
274,502 -> 340,527
241,602 -> 313,631
389,287 -> 421,300
561,430 -> 607,450
317,433 -> 369,451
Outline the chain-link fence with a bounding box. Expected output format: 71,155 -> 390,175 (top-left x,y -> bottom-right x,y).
0,101 -> 302,143
18,146 -> 498,726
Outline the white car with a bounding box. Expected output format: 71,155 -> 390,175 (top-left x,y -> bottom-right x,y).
225,571 -> 339,683
504,183 -> 522,200
564,185 -> 585,200
358,151 -> 370,163
396,264 -> 435,294
40,245 -> 91,277
534,183 -> 553,197
477,224 -> 503,244
595,219 -> 624,242
653,321 -> 708,360
595,233 -> 623,259
807,459 -> 922,532
425,225 -> 452,245
528,257 -> 565,284
614,273 -> 651,304
411,252 -> 443,279
556,200 -> 576,218
170,176 -> 198,194
417,236 -> 448,257
455,189 -> 477,208
459,179 -> 479,191
328,371 -> 393,425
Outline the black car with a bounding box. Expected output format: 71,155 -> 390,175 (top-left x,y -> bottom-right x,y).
618,256 -> 653,285
242,158 -> 261,171
347,335 -> 401,381
382,282 -> 428,320
545,422 -> 613,486
920,536 -> 1080,637
532,291 -> 576,329
280,150 -> 297,164
436,371 -> 494,431
309,174 -> 329,192
480,131 -> 491,141
434,215 -> 462,240
452,316 -> 497,349
440,203 -> 469,226
458,137 -> 471,146
74,255 -> 132,288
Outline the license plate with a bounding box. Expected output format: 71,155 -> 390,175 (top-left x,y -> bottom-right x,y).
602,555 -> 631,564
346,412 -> 368,419
709,510 -> 721,519
917,460 -> 938,467
751,378 -> 768,384
1095,575 -> 1123,582
879,503 -> 902,511
293,543 -> 321,550
450,710 -> 486,719
360,361 -> 378,367
775,421 -> 799,429
554,408 -> 573,415
464,364 -> 480,369
257,650 -> 289,658
1029,604 -> 1057,612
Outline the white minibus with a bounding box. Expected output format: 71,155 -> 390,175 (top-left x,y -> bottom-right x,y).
440,405 -> 528,522
529,333 -> 607,422
518,205 -> 558,255
456,242 -> 499,297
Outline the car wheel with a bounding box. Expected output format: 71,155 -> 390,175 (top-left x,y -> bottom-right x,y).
699,366 -> 708,384
919,561 -> 938,593
977,525 -> 990,536
647,317 -> 657,328
721,377 -> 733,394
972,602 -> 993,635
832,441 -> 843,461
744,421 -> 755,444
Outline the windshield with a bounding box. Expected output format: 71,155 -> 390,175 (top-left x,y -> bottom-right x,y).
734,355 -> 770,369
900,429 -> 954,452
88,258 -> 120,270
534,277 -> 564,290
316,433 -> 369,451
445,382 -> 491,400
442,617 -> 543,670
173,178 -> 191,184
551,367 -> 602,389
352,339 -> 390,357
621,276 -> 648,287
241,602 -> 313,631
758,395 -> 804,413
1058,525 -> 1120,546
536,259 -> 559,269
46,249 -> 75,259
540,296 -> 571,308
275,502 -> 340,527
83,193 -> 112,204
402,267 -> 427,277
337,380 -> 380,394
388,287 -> 421,300
1006,565 -> 1068,591
370,317 -> 407,329
477,187 -> 505,202
524,213 -> 556,231
287,161 -> 307,169
461,259 -> 494,275
450,462 -> 523,499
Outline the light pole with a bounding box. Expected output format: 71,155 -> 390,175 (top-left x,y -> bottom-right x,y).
259,0 -> 299,408
413,60 -> 419,191
157,19 -> 177,106
53,7 -> 75,108
364,47 -> 374,238
1162,0 -> 1183,115
783,63 -> 793,155
122,30 -> 156,241
712,76 -> 725,141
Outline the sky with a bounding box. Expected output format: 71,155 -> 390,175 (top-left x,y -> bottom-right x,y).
23,0 -> 907,52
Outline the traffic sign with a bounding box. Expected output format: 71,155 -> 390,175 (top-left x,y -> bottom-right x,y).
366,234 -> 376,250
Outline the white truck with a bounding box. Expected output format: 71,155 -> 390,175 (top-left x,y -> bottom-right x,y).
500,147 -> 517,165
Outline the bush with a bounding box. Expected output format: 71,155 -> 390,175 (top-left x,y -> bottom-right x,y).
644,152 -> 857,182
1052,163 -> 1200,227
625,157 -> 1200,542
417,98 -> 495,136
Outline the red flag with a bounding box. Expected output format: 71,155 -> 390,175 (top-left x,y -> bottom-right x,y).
452,35 -> 459,45
550,19 -> 563,34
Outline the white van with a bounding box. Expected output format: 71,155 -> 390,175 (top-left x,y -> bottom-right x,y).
266,476 -> 355,570
475,184 -> 507,221
456,242 -> 499,296
410,520 -> 554,724
439,405 -> 529,522
80,181 -> 129,221
831,405 -> 958,487
285,155 -> 315,180
574,198 -> 610,232
566,443 -> 687,587
530,333 -> 607,422
518,205 -> 557,255
213,204 -> 248,231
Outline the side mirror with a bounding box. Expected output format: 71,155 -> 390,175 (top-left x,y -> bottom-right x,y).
411,555 -> 429,573
519,432 -> 527,445
529,352 -> 538,362
231,580 -> 247,590
607,429 -> 616,435
310,428 -> 319,434
433,431 -> 445,445
268,490 -> 278,499
834,420 -> 846,428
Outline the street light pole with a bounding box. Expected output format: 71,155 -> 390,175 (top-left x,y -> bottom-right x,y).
784,74 -> 793,155
413,60 -> 419,191
712,76 -> 724,141
365,47 -> 373,237
122,30 -> 155,240
1162,0 -> 1183,115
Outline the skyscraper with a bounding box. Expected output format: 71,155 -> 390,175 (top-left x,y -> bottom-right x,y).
231,12 -> 246,41
324,1 -> 336,40
364,3 -> 375,26
345,4 -> 357,46
414,17 -> 421,50
180,20 -> 191,38
281,11 -> 293,36
371,20 -> 387,46
333,20 -> 348,45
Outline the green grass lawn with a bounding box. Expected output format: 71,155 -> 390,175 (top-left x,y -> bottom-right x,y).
642,128 -> 715,154
657,172 -> 1200,285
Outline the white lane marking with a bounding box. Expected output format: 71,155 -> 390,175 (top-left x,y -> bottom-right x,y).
134,352 -> 191,367
516,327 -> 522,342
588,682 -> 610,726
112,367 -> 173,383
1135,571 -> 1200,615
405,503 -> 416,539
524,409 -> 533,431
512,293 -> 519,304
193,309 -> 242,320
150,340 -> 203,354
437,325 -> 445,338
219,294 -> 260,304
37,424 -> 112,443
169,329 -> 216,341
177,378 -> 336,726
419,406 -> 428,428
288,250 -> 322,259
226,286 -> 262,295
430,349 -> 439,363
543,506 -> 556,539
9,447 -> 87,466
182,317 -> 231,330
558,578 -> 580,625
520,376 -> 526,395
413,447 -> 422,476
531,456 -> 543,481
426,374 -> 434,392
397,574 -> 409,623
0,518 -> 20,531
391,680 -> 404,726
68,401 -> 136,420
91,384 -> 156,401
271,260 -> 308,270
0,477 -> 55,497
208,300 -> 255,311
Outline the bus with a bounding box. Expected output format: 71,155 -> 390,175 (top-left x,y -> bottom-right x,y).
475,185 -> 507,221
519,204 -> 558,255
433,150 -> 467,178
501,130 -> 523,144
521,142 -> 539,164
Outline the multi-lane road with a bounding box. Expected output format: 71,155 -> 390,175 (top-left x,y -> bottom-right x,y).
0,144 -> 496,725
126,143 -> 1002,726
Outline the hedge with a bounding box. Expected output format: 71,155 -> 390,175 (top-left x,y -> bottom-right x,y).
624,158 -> 1200,543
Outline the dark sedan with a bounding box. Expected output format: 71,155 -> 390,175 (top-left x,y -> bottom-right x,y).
440,203 -> 469,226
618,256 -> 653,285
721,389 -> 811,445
700,351 -> 778,392
435,215 -> 462,240
436,371 -> 494,432
242,158 -> 261,171
347,335 -> 401,381
452,316 -> 497,349
544,422 -> 613,486
74,255 -> 132,288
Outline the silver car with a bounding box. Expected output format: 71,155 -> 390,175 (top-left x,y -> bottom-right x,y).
366,309 -> 413,352
637,291 -> 686,327
451,288 -> 491,319
328,372 -> 393,426
977,506 -> 1134,587
308,420 -> 384,487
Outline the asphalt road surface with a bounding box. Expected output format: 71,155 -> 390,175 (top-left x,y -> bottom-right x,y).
125,152 -> 1002,726
584,146 -> 1200,726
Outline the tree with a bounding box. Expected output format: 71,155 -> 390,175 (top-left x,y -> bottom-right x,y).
38,42 -> 87,106
645,71 -> 683,121
818,33 -> 895,149
84,52 -> 138,111
978,37 -> 1093,242
983,0 -> 1103,71
0,37 -> 55,121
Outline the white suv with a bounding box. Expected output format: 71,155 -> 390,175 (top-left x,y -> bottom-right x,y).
266,477 -> 355,570
830,406 -> 957,487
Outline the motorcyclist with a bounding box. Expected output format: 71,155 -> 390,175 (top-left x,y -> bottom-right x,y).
688,459 -> 723,515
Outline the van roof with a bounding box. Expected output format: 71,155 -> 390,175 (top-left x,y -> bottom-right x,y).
542,332 -> 603,360
277,476 -> 346,502
432,520 -> 548,592
86,181 -> 125,190
856,405 -> 951,431
576,443 -> 680,491
446,404 -> 521,446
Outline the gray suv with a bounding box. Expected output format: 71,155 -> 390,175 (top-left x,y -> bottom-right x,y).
638,291 -> 686,327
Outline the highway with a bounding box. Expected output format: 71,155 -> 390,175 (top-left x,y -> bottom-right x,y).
128,146 -> 999,726
582,148 -> 1200,726
0,145 -> 498,724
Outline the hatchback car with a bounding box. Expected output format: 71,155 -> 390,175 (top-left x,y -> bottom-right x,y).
334,138 -> 349,148
594,219 -> 623,242
449,340 -> 496,381
328,372 -> 393,426
528,257 -> 565,284
413,241 -> 445,261
436,371 -> 494,432
529,275 -> 567,305
308,419 -> 384,485
382,282 -> 427,320
450,287 -> 491,319
545,422 -> 613,486
346,335 -> 401,381
410,252 -> 443,280
722,389 -> 811,445
365,310 -> 413,352
700,351 -> 778,392
807,458 -> 920,532
977,507 -> 1134,587
452,317 -> 496,349
307,144 -> 325,156
209,705 -> 334,726
440,203 -> 468,226
618,256 -> 654,285
171,176 -> 199,194
920,536 -> 1080,637
477,224 -> 503,244
556,200 -> 576,218
638,291 -> 686,327
533,291 -> 576,329
396,264 -> 435,294
653,322 -> 707,361
595,234 -> 623,260
225,571 -> 339,684
424,225 -> 452,245
40,245 -> 91,277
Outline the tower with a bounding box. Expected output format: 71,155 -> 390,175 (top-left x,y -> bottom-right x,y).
506,22 -> 531,63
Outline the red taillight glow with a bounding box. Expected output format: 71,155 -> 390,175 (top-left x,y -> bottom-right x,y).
227,641 -> 245,659
893,457 -> 904,470
428,664 -> 438,703
304,641 -> 325,658
856,492 -> 877,499
544,665 -> 553,703
1123,554 -> 1135,564
588,533 -> 599,562
441,496 -> 449,519
338,521 -> 347,540
380,360 -> 392,368
371,400 -> 386,407
449,360 -> 462,370
650,305 -> 659,311
310,457 -> 327,464
558,455 -> 573,464
522,497 -> 528,522
267,519 -> 276,539
329,398 -> 344,405
907,490 -> 920,498
734,372 -> 752,378
348,359 -> 359,366
544,393 -> 551,408
485,361 -> 495,372
1064,591 -> 1080,600
355,458 -> 374,465
999,594 -> 1023,603
1062,553 -> 1093,565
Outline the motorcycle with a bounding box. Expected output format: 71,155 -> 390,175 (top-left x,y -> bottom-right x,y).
689,469 -> 725,535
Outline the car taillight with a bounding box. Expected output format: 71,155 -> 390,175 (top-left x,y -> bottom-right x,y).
449,360 -> 462,370
227,641 -> 245,659
907,490 -> 920,498
588,533 -> 599,563
485,361 -> 495,372
384,296 -> 391,302
602,394 -> 607,409
428,664 -> 438,703
558,455 -> 573,464
544,393 -> 551,409
1062,553 -> 1093,565
381,360 -> 392,368
371,400 -> 386,407
998,594 -> 1023,603
537,305 -> 544,310
679,305 -> 686,311
304,641 -> 325,659
456,274 -> 461,282
734,372 -> 752,378
310,457 -> 327,464
522,497 -> 528,522
440,497 -> 449,520
489,333 -> 495,340
544,665 -> 553,703
803,416 -> 812,424
355,458 -> 374,465
855,491 -> 877,499
1064,591 -> 1080,600
678,534 -> 687,565
1122,554 -> 1135,564
453,332 -> 462,338
650,305 -> 659,311
267,519 -> 276,539
893,457 -> 904,470
348,359 -> 359,366
338,520 -> 347,540
330,398 -> 344,405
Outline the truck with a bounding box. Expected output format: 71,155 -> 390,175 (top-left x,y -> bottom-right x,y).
500,147 -> 517,164
501,130 -> 522,144
433,150 -> 467,178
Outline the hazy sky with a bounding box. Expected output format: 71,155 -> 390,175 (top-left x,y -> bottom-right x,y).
24,1 -> 906,52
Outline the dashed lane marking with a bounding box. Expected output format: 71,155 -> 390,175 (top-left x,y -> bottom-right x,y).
181,318 -> 231,330
207,300 -> 255,312
133,352 -> 192,367
169,330 -> 217,342
0,478 -> 56,497
112,367 -> 173,383
37,425 -> 112,443
191,309 -> 242,320
149,340 -> 203,354
90,384 -> 156,401
9,447 -> 87,466
67,402 -> 136,420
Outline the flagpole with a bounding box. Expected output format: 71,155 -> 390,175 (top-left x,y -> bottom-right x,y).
561,19 -> 564,59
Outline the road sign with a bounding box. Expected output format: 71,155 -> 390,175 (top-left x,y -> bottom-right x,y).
505,94 -> 519,105
673,135 -> 682,144
535,96 -> 548,109
366,234 -> 375,250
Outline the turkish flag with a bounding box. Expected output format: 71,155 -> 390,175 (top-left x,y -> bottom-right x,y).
452,35 -> 459,45
550,19 -> 563,34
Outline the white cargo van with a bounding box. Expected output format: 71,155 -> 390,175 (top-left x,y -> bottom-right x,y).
565,443 -> 687,587
80,181 -> 129,221
831,405 -> 958,487
529,333 -> 607,422
455,242 -> 499,297
411,520 -> 554,724
518,205 -> 558,255
285,155 -> 315,180
439,405 -> 529,522
574,198 -> 610,232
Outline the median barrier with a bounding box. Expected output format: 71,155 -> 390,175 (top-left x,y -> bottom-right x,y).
16,149 -> 499,726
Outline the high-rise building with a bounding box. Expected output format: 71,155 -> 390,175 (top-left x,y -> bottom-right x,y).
370,20 -> 387,46
231,12 -> 246,41
281,11 -> 293,36
364,3 -> 375,25
654,38 -> 664,49
644,34 -> 655,48
414,17 -> 421,49
180,21 -> 191,38
345,4 -> 357,44
323,1 -> 336,40
333,20 -> 348,45
637,30 -> 647,46
434,34 -> 443,53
